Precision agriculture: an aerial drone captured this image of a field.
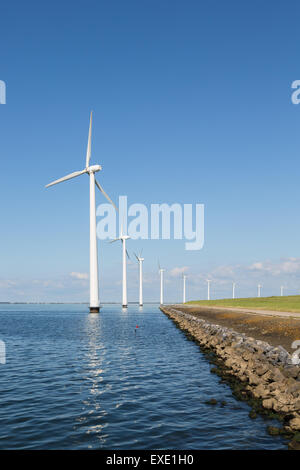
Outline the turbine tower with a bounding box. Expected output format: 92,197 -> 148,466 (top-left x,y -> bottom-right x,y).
183,275 -> 187,303
158,261 -> 165,305
280,285 -> 284,297
134,251 -> 144,307
111,226 -> 130,308
257,284 -> 262,298
232,282 -> 236,299
45,112 -> 117,313
206,279 -> 212,301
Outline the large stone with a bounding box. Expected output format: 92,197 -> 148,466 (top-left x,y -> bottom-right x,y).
267,346 -> 290,365
269,381 -> 285,393
252,383 -> 270,399
242,350 -> 254,361
289,416 -> 300,431
286,381 -> 300,397
276,394 -> 294,406
261,370 -> 273,383
262,398 -> 276,409
288,439 -> 300,450
293,400 -> 300,412
255,364 -> 269,376
277,404 -> 296,413
248,372 -> 261,386
225,357 -> 236,369
284,366 -> 300,380
270,368 -> 285,383
253,346 -> 266,355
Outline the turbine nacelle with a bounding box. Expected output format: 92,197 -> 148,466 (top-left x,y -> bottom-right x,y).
87,164 -> 102,174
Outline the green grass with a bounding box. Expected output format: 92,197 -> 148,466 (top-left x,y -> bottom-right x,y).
186,295 -> 300,313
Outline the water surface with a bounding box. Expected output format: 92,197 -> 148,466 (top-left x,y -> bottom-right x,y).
0,304 -> 287,449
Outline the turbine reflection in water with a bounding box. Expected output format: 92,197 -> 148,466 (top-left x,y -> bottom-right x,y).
78,314 -> 108,444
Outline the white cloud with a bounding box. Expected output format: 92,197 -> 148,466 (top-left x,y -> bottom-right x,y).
210,265 -> 236,278
70,272 -> 89,280
281,259 -> 300,273
249,262 -> 264,271
0,280 -> 17,288
169,266 -> 189,277
248,258 -> 300,276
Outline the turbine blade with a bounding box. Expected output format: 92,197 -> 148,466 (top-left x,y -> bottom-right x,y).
95,179 -> 118,211
126,249 -> 130,260
45,169 -> 86,188
109,238 -> 119,243
133,252 -> 139,261
86,111 -> 92,168
158,259 -> 161,271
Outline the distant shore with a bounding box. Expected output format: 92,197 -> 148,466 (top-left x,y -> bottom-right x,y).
0,301 -> 160,305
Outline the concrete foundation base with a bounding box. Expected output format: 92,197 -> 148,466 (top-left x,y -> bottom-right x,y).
89,306 -> 100,313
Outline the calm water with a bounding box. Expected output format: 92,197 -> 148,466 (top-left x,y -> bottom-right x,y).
0,304 -> 287,449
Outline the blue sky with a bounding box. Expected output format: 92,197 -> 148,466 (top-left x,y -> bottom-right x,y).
1,0 -> 300,303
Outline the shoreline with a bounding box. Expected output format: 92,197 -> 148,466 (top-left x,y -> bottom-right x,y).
161,305 -> 300,450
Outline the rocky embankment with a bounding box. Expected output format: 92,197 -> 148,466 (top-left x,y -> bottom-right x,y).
161,306 -> 300,449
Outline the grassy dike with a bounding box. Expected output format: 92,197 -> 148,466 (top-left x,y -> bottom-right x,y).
161,305 -> 300,450
186,295 -> 300,313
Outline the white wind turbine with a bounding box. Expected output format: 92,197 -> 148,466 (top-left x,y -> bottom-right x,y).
183,274 -> 187,303
280,285 -> 284,297
158,261 -> 165,305
232,282 -> 236,299
134,251 -> 144,307
206,279 -> 212,300
110,226 -> 130,308
257,284 -> 262,298
45,112 -> 117,313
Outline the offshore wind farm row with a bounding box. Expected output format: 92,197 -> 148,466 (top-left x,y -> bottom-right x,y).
45,112 -> 293,310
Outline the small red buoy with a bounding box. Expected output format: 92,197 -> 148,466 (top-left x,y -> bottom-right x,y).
136,325 -> 139,328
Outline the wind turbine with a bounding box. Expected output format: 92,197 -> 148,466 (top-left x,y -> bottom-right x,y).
280,285 -> 284,297
158,261 -> 165,305
111,226 -> 130,308
183,274 -> 187,303
232,282 -> 236,299
45,112 -> 117,313
257,284 -> 262,298
134,251 -> 144,307
206,279 -> 212,300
